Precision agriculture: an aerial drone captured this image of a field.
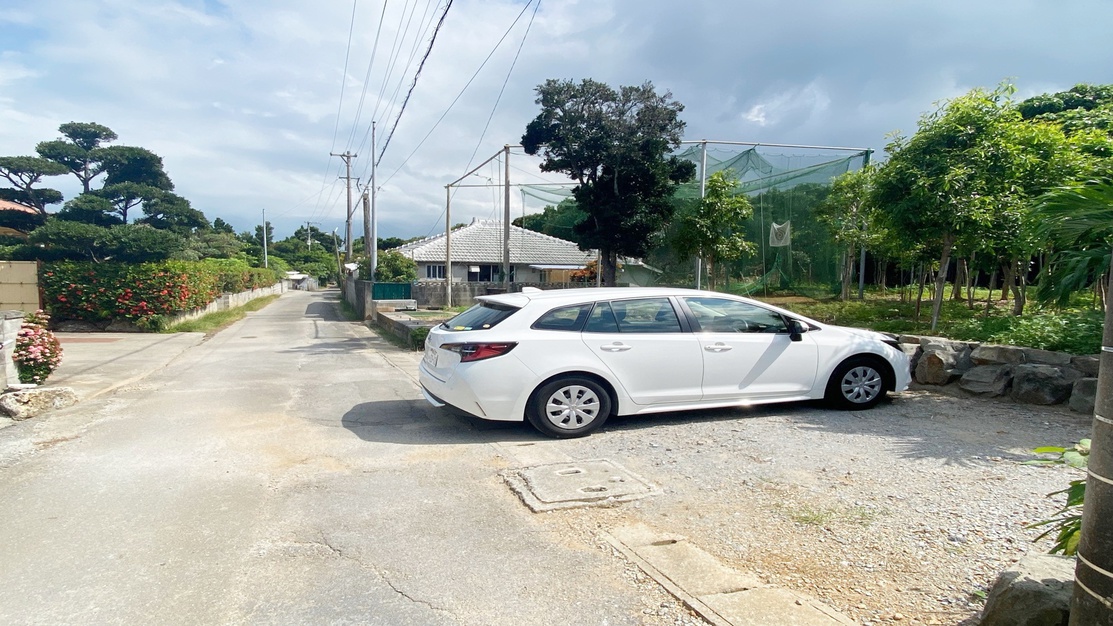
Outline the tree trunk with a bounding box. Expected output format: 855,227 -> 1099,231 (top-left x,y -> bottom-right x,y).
1068,249 -> 1113,625
984,267 -> 997,319
840,246 -> 854,301
600,249 -> 618,287
951,258 -> 964,301
930,235 -> 955,331
915,265 -> 928,322
1000,262 -> 1014,306
1010,258 -> 1027,316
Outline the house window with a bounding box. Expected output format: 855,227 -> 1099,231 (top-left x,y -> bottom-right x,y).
426,264 -> 445,279
467,264 -> 513,282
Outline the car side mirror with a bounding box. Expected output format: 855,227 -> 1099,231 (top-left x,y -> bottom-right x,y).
788,319 -> 809,342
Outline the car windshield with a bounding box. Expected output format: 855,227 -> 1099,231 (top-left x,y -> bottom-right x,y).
442,302 -> 519,331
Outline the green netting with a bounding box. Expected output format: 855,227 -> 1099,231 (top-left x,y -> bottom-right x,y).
518,142 -> 871,299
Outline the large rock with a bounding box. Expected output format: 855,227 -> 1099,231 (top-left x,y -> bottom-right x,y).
1021,348 -> 1073,367
971,344 -> 1027,366
0,387 -> 78,420
900,343 -> 923,374
959,365 -> 1014,397
1069,378 -> 1098,414
1070,355 -> 1101,378
915,343 -> 968,385
1011,365 -> 1082,405
979,553 -> 1074,626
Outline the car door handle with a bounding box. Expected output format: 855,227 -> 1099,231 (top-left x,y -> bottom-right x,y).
704,343 -> 733,352
600,343 -> 632,352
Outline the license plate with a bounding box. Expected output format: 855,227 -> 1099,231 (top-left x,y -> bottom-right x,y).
423,346 -> 438,368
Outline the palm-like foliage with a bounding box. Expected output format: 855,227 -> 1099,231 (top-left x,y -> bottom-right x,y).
1034,179 -> 1113,305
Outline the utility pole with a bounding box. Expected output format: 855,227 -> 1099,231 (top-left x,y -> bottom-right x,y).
306,221 -> 312,249
503,144 -> 511,291
331,151 -> 357,261
261,209 -> 268,269
369,121 -> 378,282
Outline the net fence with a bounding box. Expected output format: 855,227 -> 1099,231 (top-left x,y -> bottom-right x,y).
518,142 -> 871,299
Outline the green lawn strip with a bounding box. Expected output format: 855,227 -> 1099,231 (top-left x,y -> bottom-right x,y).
163,295 -> 281,335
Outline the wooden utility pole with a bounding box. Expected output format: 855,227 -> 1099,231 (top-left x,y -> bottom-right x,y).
331,151 -> 357,261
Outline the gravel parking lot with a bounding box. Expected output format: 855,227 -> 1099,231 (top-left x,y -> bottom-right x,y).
505,387 -> 1092,626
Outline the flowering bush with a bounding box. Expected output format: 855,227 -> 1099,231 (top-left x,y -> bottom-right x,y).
14,310 -> 62,384
41,261 -> 225,329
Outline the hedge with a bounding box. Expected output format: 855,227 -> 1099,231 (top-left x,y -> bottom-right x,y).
40,260 -> 277,329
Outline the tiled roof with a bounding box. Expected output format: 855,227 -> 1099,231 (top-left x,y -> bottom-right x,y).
0,199 -> 38,214
395,219 -> 596,265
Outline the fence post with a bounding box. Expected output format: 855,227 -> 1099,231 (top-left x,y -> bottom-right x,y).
1,311 -> 24,388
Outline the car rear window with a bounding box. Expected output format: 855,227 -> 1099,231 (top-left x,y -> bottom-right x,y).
442,302 -> 518,331
532,303 -> 592,331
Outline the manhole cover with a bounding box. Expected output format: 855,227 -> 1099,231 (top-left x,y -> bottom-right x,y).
502,459 -> 660,512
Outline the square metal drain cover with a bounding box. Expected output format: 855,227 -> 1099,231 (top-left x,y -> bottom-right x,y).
502,459 -> 660,512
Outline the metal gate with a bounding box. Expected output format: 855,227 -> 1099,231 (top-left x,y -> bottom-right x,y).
0,261 -> 40,313
371,282 -> 412,300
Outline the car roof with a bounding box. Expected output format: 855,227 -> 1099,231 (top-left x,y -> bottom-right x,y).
474,287 -> 826,327
478,287 -> 736,308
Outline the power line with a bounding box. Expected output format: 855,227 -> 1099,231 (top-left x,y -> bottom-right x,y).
343,0 -> 391,152
376,0 -> 453,162
376,0 -> 535,188
462,0 -> 540,173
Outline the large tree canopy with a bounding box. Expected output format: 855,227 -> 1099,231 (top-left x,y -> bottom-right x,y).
0,156 -> 67,213
521,78 -> 695,285
36,122 -> 118,192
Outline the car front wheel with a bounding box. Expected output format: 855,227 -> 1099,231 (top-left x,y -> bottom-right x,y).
526,376 -> 612,438
826,357 -> 888,410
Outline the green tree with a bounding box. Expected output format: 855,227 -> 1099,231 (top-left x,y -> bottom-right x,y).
874,83 -> 1085,328
25,220 -> 184,263
1033,179 -> 1113,306
512,198 -> 587,241
672,171 -> 754,290
36,122 -> 118,192
377,236 -> 407,250
521,78 -> 696,285
0,156 -> 68,213
99,146 -> 173,190
816,166 -> 883,300
212,218 -> 235,234
95,182 -> 164,223
369,249 -> 416,282
137,191 -> 208,233
55,194 -> 124,227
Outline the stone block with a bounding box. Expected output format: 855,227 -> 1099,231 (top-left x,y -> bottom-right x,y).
1011,364 -> 1082,405
1070,355 -> 1101,377
959,364 -> 1014,397
916,348 -> 959,385
971,344 -> 1026,366
0,387 -> 78,420
900,344 -> 922,374
1070,378 -> 1098,414
979,553 -> 1074,626
1021,348 -> 1073,366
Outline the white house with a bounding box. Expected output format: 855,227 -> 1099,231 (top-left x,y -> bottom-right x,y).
394,219 -> 659,286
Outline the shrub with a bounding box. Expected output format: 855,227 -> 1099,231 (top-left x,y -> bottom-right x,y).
14,310 -> 62,384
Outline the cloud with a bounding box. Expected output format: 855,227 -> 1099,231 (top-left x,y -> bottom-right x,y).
0,0 -> 1111,240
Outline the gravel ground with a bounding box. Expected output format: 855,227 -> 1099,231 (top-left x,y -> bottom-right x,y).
522,387 -> 1092,626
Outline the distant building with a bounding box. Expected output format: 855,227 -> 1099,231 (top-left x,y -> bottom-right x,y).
395,218 -> 659,286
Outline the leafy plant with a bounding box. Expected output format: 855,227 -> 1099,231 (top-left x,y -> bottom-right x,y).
13,310 -> 62,384
1025,439 -> 1090,555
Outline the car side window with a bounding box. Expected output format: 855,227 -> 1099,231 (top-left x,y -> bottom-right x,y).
611,298 -> 682,333
683,297 -> 788,333
583,302 -> 620,333
532,304 -> 592,331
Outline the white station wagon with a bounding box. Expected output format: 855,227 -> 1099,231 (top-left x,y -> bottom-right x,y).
418,287 -> 911,438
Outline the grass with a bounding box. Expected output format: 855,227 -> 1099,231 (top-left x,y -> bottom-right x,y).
783,503 -> 879,527
749,286 -> 1104,354
163,295 -> 280,335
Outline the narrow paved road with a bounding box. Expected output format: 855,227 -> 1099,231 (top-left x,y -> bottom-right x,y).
0,291 -> 678,625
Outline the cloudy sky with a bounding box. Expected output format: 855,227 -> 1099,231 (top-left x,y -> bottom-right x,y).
2,0 -> 1112,242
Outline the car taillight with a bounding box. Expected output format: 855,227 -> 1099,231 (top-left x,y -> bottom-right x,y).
442,342 -> 518,363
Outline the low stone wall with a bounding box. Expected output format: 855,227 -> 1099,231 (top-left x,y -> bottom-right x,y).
898,335 -> 1100,414
374,312 -> 429,349
162,282 -> 288,327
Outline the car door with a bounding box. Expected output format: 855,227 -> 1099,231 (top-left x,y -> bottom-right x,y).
580,297 -> 704,406
680,296 -> 818,401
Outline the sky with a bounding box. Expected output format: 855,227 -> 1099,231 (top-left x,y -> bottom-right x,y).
1,0 -> 1112,243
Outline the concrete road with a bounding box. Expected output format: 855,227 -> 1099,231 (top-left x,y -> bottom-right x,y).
0,290 -> 686,625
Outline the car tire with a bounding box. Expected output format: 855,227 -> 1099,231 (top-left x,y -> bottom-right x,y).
526,376 -> 612,438
825,356 -> 888,410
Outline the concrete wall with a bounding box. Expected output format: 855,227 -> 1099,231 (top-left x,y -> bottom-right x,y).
0,310 -> 23,387
0,262 -> 40,314
163,282 -> 288,327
